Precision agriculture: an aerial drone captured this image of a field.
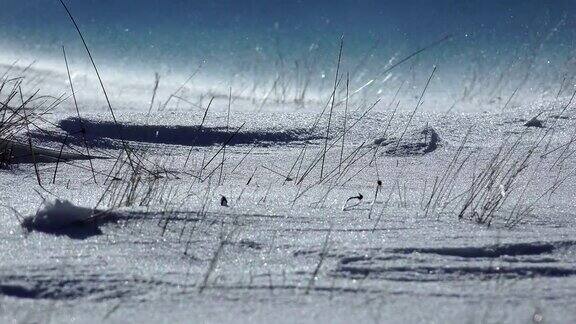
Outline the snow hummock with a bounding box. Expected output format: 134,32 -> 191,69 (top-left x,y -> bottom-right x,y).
524,116 -> 544,128
21,199 -> 116,238
373,126 -> 441,156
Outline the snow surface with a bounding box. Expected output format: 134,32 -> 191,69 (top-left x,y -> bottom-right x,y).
1,59 -> 576,324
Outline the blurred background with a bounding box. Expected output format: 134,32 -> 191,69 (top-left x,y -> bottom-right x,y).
1,0 -> 575,111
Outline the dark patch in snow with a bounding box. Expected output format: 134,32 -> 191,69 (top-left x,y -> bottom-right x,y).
393,241 -> 576,258
21,199 -> 119,239
236,239 -> 263,250
335,264 -> 576,281
524,117 -> 544,128
332,241 -> 576,281
58,117 -> 318,147
0,285 -> 43,299
0,269 -> 179,301
373,126 -> 440,156
0,139 -> 100,164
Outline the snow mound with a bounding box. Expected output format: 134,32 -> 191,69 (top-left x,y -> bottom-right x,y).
373,126 -> 441,156
524,116 -> 544,128
21,199 -> 117,239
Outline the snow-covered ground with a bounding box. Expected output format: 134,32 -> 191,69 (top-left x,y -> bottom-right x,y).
1,55 -> 576,324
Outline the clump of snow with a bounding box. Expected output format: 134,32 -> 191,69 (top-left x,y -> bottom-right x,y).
21,199 -> 117,238
524,116 -> 544,128
373,126 -> 441,156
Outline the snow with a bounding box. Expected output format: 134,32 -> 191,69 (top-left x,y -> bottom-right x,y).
20,199 -> 118,239
0,139 -> 95,164
2,54 -> 576,324
23,199 -> 95,230
373,126 -> 441,156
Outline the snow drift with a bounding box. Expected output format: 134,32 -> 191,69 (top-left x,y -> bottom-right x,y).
21,199 -> 117,239
373,126 -> 441,156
